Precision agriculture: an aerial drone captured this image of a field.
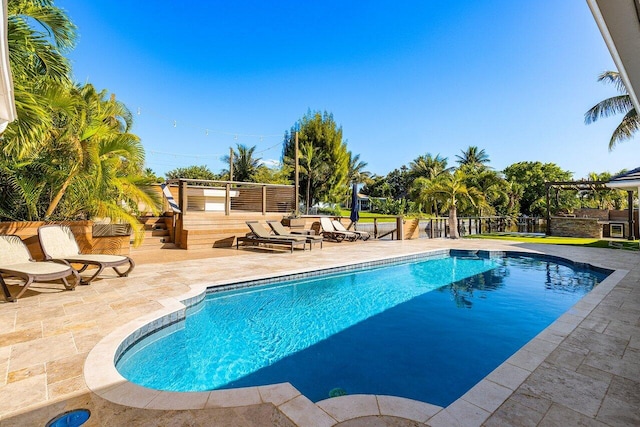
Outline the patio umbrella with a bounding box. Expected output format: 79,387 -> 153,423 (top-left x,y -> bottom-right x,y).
0,0 -> 16,134
349,183 -> 359,224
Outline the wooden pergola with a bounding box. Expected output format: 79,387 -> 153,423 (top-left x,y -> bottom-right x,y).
545,180 -> 636,240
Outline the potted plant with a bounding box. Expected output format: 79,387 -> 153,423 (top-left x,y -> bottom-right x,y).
281,212 -> 306,228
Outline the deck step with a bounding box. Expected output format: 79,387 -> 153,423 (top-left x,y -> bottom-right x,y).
131,242 -> 178,253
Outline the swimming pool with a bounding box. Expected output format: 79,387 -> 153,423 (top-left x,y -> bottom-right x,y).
115,251 -> 609,407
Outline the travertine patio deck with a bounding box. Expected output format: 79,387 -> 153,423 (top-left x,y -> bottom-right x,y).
0,238 -> 637,426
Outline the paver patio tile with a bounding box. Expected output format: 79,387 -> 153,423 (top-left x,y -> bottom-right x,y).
520,363 -> 610,417
376,395 -> 441,422
563,328 -> 628,358
584,350 -> 640,382
507,386 -> 553,414
575,364 -> 614,384
0,375 -> 46,415
538,403 -> 608,427
7,364 -> 45,383
46,353 -> 86,384
0,313 -> 16,334
47,375 -> 87,400
258,383 -> 300,406
9,333 -> 76,371
544,347 -> 585,371
317,395 -> 379,422
278,395 -> 336,427
579,315 -> 609,333
482,399 -> 543,427
460,380 -> 513,413
0,326 -> 42,348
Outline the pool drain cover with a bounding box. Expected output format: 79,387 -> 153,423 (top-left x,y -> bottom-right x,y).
46,409 -> 91,427
329,387 -> 347,398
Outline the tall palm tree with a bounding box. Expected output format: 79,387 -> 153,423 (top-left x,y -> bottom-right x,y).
455,146 -> 490,170
585,71 -> 639,150
221,144 -> 263,182
409,153 -> 452,180
297,141 -> 328,214
347,152 -> 371,185
415,170 -> 479,239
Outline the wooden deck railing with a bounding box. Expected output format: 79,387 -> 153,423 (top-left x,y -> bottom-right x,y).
164,179 -> 296,216
161,179 -> 296,247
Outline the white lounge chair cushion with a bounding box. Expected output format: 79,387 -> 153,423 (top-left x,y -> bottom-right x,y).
39,226 -> 81,258
64,254 -> 129,264
1,262 -> 71,275
0,235 -> 32,265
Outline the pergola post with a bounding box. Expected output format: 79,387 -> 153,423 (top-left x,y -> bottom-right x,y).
545,184 -> 551,235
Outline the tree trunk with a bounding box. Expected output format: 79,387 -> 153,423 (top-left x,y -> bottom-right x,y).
45,171 -> 77,219
448,206 -> 459,239
306,177 -> 311,215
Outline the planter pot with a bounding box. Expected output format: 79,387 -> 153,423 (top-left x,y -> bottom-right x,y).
282,218 -> 306,228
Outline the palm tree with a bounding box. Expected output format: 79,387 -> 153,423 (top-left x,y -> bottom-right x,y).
3,0 -> 77,156
455,146 -> 490,170
347,152 -> 371,185
38,84 -> 159,244
408,154 -> 452,214
585,71 -> 639,150
409,153 -> 452,180
221,144 -> 263,182
415,170 -> 479,239
464,169 -> 504,216
581,171 -> 627,210
44,84 -> 135,217
504,179 -> 523,217
297,141 -> 328,214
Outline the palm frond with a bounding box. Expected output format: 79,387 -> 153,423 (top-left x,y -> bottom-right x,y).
584,95 -> 634,124
597,71 -> 627,94
609,109 -> 640,150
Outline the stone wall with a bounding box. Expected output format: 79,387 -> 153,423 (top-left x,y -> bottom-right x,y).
549,217 -> 602,238
573,208 -> 609,220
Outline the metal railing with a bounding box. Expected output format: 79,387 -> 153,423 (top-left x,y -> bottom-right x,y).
338,215 -> 544,240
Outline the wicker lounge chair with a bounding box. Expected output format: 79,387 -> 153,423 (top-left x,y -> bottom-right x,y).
0,235 -> 78,302
331,219 -> 370,241
266,220 -> 323,249
319,217 -> 357,242
38,225 -> 135,284
237,221 -> 307,253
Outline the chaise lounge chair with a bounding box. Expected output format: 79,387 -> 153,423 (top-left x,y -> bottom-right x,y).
319,217 -> 357,242
331,219 -> 370,241
266,220 -> 323,249
0,235 -> 79,302
237,221 -> 307,253
38,225 -> 135,284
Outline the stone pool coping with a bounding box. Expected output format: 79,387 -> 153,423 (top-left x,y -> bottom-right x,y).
83,248 -> 627,426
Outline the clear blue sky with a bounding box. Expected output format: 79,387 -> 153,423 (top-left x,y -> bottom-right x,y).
56,0 -> 637,179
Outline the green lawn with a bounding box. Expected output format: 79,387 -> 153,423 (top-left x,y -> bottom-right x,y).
464,233 -> 639,251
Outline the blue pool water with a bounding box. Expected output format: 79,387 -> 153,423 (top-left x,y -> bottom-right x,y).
116,252 -> 609,407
